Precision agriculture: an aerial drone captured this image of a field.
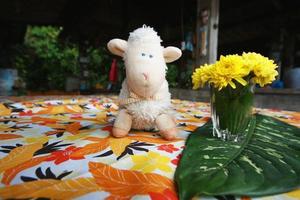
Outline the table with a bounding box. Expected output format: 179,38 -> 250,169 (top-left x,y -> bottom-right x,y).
0,96 -> 299,199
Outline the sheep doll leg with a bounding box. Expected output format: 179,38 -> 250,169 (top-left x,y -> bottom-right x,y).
112,109 -> 132,137
156,113 -> 178,140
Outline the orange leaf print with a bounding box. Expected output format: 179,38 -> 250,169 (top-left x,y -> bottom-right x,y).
71,138 -> 109,157
0,179 -> 59,199
31,116 -> 58,125
0,134 -> 23,140
0,178 -> 98,199
0,143 -> 43,173
149,188 -> 178,200
65,122 -> 82,135
89,162 -> 175,199
44,123 -> 66,130
45,130 -> 64,136
177,118 -> 205,123
2,155 -> 50,185
178,124 -> 198,132
109,137 -> 132,156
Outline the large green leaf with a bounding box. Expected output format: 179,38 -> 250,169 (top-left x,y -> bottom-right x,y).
175,114 -> 300,200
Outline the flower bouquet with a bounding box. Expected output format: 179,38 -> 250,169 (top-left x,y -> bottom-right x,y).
192,53 -> 278,141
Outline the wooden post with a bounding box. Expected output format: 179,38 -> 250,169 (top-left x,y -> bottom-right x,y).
208,0 -> 219,64
195,0 -> 219,67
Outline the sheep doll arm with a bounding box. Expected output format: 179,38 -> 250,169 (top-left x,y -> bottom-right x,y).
107,26 -> 182,140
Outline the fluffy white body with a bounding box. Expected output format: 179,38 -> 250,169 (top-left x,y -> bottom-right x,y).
119,79 -> 172,130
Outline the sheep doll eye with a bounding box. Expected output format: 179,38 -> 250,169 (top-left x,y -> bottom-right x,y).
141,53 -> 146,56
149,54 -> 153,58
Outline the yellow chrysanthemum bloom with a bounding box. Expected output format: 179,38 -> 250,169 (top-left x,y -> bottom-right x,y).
212,55 -> 250,90
192,52 -> 278,90
192,64 -> 214,89
242,52 -> 278,87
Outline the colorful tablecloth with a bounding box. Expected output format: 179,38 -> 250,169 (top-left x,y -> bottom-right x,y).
0,96 -> 299,200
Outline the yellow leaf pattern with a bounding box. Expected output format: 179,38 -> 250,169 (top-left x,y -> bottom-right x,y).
0,143 -> 43,173
109,137 -> 132,156
131,151 -> 172,173
0,104 -> 11,116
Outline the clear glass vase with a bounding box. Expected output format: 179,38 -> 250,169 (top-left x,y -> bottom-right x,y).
210,83 -> 254,142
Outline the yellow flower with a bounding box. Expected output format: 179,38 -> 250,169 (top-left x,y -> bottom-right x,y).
192,64 -> 214,89
131,151 -> 172,173
242,52 -> 278,87
192,52 -> 278,90
192,55 -> 250,90
213,55 -> 250,90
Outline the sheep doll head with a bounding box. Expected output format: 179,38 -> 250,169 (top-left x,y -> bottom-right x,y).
107,25 -> 182,140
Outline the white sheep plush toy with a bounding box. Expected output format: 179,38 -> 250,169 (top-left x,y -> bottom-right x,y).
107,25 -> 182,140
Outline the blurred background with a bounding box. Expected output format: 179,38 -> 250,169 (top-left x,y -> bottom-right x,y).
0,0 -> 299,110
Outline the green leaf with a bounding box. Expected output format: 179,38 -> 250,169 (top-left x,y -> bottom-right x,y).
175,114 -> 300,200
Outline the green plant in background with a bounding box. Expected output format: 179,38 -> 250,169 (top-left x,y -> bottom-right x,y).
13,26 -> 80,91
166,64 -> 179,88
85,47 -> 125,91
166,63 -> 193,88
181,65 -> 193,88
117,60 -> 126,89
12,25 -> 116,92
87,47 -> 111,89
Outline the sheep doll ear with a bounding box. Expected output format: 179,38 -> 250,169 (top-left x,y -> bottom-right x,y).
107,39 -> 128,57
163,47 -> 182,63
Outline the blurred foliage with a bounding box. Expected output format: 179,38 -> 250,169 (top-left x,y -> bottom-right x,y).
166,64 -> 179,88
12,26 -> 114,91
181,63 -> 193,88
12,26 -> 80,90
167,62 -> 193,88
86,47 -> 113,89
